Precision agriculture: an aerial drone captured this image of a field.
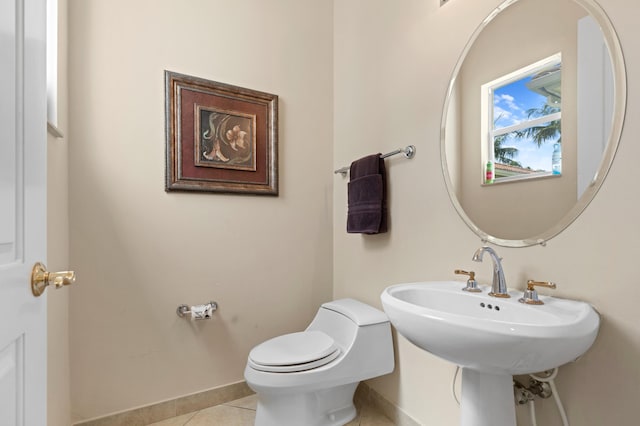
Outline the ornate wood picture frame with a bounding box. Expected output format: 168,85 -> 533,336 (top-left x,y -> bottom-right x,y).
165,71 -> 278,195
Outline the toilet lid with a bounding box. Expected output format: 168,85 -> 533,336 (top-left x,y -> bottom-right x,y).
248,330 -> 340,373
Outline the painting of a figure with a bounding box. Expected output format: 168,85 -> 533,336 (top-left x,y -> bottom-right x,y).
196,107 -> 256,171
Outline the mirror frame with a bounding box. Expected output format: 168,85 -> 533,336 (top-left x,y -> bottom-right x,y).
440,0 -> 627,247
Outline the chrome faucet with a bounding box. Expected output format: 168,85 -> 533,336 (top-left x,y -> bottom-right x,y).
472,246 -> 510,298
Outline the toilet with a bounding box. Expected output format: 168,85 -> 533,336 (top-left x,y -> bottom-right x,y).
244,298 -> 395,426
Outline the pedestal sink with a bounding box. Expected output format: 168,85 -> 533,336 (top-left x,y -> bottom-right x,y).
380,281 -> 600,426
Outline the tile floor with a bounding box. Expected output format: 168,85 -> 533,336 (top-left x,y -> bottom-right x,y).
147,394 -> 396,426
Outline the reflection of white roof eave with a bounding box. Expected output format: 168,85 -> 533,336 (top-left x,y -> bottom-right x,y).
526,69 -> 562,104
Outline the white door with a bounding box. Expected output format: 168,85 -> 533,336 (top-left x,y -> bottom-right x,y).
0,0 -> 48,425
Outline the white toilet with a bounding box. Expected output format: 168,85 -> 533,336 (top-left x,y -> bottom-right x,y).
244,298 -> 394,426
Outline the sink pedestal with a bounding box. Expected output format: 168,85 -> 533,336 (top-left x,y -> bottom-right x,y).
460,369 -> 516,426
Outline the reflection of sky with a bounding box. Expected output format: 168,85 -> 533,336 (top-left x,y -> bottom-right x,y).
500,133 -> 559,172
493,77 -> 548,128
494,77 -> 558,171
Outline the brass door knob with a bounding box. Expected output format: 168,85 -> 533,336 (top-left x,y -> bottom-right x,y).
31,262 -> 76,297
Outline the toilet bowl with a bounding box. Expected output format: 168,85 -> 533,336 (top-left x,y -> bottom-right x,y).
244,298 -> 394,426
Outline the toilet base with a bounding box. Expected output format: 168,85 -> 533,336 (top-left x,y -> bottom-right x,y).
254,382 -> 359,426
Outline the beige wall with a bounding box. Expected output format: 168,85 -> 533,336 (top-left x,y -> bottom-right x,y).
334,0 -> 639,425
67,0 -> 333,420
48,0 -> 71,425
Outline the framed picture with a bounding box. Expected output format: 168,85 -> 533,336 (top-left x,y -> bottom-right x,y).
165,71 -> 278,195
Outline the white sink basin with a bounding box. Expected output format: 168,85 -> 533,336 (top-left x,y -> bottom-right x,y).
381,281 -> 600,374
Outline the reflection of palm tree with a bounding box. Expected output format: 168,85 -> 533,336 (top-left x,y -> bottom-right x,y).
493,114 -> 522,167
494,133 -> 522,167
514,104 -> 561,147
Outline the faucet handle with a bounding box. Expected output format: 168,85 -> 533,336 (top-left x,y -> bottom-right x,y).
519,280 -> 557,305
454,269 -> 481,293
527,280 -> 556,290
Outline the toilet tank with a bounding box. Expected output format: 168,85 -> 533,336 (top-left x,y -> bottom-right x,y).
321,299 -> 389,327
306,299 -> 394,378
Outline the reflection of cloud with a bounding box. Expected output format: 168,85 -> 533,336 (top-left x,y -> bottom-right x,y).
495,93 -> 523,113
494,106 -> 512,119
494,93 -> 527,127
494,106 -> 521,127
507,136 -> 555,171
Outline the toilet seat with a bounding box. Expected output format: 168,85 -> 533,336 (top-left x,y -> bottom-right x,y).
248,330 -> 341,373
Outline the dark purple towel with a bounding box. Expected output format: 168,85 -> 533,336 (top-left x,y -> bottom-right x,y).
347,154 -> 388,234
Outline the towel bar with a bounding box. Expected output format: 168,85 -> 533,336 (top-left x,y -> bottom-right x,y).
334,145 -> 416,176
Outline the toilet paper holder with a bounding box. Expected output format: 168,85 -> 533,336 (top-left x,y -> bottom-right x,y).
176,301 -> 218,320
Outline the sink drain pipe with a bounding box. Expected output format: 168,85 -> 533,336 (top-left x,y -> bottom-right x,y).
528,399 -> 537,426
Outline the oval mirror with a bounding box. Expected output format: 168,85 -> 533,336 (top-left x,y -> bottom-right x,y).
441,0 -> 626,247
